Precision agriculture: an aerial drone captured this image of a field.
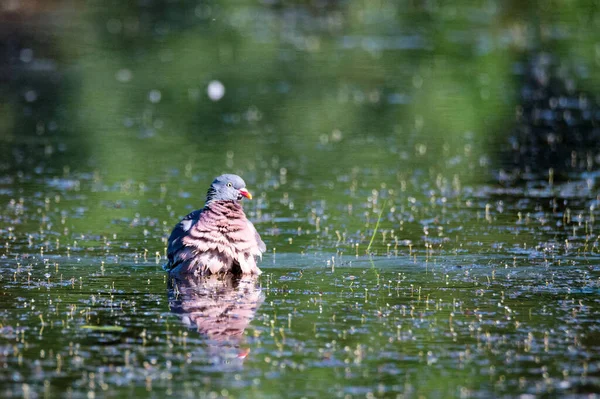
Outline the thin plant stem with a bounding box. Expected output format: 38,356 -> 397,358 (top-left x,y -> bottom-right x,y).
366,200 -> 387,254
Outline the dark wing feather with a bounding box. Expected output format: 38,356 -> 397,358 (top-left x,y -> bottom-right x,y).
166,209 -> 203,269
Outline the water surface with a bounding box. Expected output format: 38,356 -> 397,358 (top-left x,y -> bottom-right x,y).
1,1 -> 600,397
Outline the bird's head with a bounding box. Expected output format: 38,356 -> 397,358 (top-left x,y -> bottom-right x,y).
206,174 -> 253,204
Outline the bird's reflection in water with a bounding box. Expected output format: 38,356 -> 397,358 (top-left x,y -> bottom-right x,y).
168,273 -> 264,364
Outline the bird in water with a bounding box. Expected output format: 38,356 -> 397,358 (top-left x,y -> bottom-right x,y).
165,174 -> 266,276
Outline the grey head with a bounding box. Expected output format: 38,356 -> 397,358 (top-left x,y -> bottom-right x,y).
205,174 -> 253,204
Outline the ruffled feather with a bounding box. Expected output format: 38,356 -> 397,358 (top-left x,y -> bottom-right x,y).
166,201 -> 265,276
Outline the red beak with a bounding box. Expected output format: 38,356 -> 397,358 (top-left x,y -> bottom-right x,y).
239,188 -> 252,200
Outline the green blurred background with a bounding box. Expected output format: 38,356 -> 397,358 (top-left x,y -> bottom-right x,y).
2,0 -> 600,179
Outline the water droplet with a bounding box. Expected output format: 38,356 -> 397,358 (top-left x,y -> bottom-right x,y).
24,90 -> 37,102
207,80 -> 225,101
148,90 -> 161,103
116,69 -> 132,83
20,48 -> 33,63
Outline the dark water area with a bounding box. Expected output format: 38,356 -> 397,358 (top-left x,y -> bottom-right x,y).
1,1 -> 600,398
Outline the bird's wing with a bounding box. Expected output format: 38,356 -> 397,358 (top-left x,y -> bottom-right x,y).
166,209 -> 203,269
247,220 -> 266,255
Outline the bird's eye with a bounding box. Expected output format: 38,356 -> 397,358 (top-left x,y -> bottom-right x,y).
227,182 -> 233,187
